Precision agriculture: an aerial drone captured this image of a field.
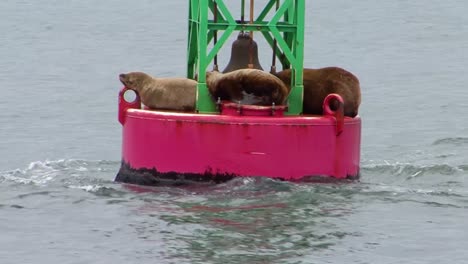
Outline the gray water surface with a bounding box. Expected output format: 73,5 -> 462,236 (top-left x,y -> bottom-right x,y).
1,0 -> 467,263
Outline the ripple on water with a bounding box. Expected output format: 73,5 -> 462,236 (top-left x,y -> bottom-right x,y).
432,137 -> 468,146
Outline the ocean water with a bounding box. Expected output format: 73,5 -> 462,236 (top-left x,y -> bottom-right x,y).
1,0 -> 467,263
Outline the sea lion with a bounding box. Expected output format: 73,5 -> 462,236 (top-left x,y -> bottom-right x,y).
119,72 -> 197,111
274,67 -> 361,117
205,69 -> 289,106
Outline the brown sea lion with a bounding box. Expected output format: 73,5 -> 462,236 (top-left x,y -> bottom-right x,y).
205,69 -> 289,106
119,72 -> 197,111
274,67 -> 361,117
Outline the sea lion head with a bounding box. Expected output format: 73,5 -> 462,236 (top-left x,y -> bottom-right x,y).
205,70 -> 224,81
205,70 -> 223,88
119,72 -> 152,92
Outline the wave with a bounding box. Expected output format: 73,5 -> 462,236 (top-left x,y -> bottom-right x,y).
2,159 -> 466,184
432,137 -> 468,146
1,159 -> 466,198
359,161 -> 468,202
1,159 -> 466,211
361,162 -> 466,177
0,159 -> 120,191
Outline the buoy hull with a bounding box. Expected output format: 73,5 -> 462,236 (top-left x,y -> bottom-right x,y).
116,107 -> 361,185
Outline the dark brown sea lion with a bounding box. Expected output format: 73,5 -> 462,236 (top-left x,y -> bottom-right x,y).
119,72 -> 197,111
205,69 -> 289,106
274,67 -> 361,117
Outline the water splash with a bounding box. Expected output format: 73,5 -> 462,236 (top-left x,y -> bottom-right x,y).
1,158 -> 466,203
362,162 -> 466,177
358,160 -> 468,205
0,159 -> 119,188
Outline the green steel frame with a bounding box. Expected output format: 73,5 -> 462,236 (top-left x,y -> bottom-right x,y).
187,0 -> 305,114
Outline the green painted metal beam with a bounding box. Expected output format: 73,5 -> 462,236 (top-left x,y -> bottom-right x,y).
195,0 -> 217,112
206,22 -> 297,32
187,0 -> 305,114
256,0 -> 277,23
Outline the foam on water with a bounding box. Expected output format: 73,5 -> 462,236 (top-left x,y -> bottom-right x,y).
1,158 -> 466,200
0,159 -> 119,194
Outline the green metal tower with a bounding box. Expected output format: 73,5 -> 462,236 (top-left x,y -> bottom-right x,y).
187,0 -> 305,114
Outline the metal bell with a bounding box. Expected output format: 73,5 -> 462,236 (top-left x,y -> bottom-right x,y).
223,32 -> 263,73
